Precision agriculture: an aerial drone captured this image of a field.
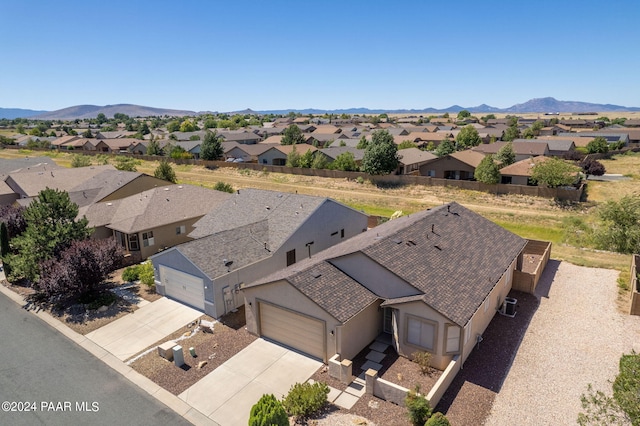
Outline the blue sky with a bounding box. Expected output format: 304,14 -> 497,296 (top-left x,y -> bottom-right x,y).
2,0 -> 639,112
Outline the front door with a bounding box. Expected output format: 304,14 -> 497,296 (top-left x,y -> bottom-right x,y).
383,307 -> 393,334
222,286 -> 236,314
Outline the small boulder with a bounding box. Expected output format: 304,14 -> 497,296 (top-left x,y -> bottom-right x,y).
197,360 -> 208,369
97,305 -> 109,313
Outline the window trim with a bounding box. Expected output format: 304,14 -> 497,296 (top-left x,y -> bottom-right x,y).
142,231 -> 155,247
404,314 -> 437,353
444,323 -> 461,354
176,225 -> 186,235
128,233 -> 139,251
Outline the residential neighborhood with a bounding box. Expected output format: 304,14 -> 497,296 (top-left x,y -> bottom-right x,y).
0,105 -> 640,425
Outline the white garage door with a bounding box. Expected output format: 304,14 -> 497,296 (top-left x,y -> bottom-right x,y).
259,302 -> 325,361
159,266 -> 205,311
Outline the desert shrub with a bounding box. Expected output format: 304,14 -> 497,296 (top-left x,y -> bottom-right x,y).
249,394 -> 288,426
356,176 -> 365,184
213,181 -> 234,193
425,412 -> 451,426
122,265 -> 140,282
282,381 -> 329,419
412,351 -> 432,375
82,290 -> 117,310
138,262 -> 155,287
405,385 -> 432,426
71,155 -> 92,168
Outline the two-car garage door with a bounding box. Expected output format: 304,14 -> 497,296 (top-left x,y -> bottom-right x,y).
159,266 -> 205,311
259,302 -> 325,361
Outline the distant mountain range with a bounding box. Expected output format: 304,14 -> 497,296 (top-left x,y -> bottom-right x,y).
1,98 -> 638,120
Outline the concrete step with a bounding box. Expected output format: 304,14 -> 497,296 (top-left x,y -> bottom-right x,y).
361,360 -> 383,372
369,341 -> 389,353
365,350 -> 385,364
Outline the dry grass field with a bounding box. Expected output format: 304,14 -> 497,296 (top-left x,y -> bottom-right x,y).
1,147 -> 637,308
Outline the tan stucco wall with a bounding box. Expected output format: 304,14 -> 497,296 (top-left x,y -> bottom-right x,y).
337,300 -> 382,360
391,301 -> 453,370
330,253 -> 419,299
136,217 -> 202,259
460,258 -> 516,364
419,157 -> 475,179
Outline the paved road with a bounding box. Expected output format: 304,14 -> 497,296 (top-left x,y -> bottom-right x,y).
0,292 -> 193,426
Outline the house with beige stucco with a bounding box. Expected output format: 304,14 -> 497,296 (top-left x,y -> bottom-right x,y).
242,202 -> 526,368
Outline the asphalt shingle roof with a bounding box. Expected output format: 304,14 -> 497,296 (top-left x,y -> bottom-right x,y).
250,203 -> 526,326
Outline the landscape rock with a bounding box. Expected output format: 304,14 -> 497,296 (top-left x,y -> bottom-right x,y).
197,360 -> 208,369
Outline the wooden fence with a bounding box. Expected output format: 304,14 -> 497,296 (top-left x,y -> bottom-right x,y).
630,255 -> 640,316
7,146 -> 585,201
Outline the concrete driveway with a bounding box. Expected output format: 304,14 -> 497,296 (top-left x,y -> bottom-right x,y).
86,297 -> 202,361
179,338 -> 322,426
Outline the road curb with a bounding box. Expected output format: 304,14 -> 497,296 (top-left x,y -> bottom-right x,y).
0,282 -> 218,426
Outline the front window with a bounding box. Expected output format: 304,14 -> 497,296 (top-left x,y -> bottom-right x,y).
406,315 -> 436,352
445,324 -> 460,354
129,234 -> 139,251
142,231 -> 155,247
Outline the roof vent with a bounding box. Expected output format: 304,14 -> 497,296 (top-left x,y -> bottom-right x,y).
164,187 -> 170,191
434,245 -> 442,251
266,206 -> 270,210
310,270 -> 322,279
406,240 -> 417,246
392,238 -> 402,245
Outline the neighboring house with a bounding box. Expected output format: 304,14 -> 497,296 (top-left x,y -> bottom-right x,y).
150,189 -> 369,318
397,148 -> 437,174
317,147 -> 365,166
219,131 -> 262,145
257,144 -> 317,166
513,138 -> 575,157
419,150 -> 486,180
93,138 -> 138,153
0,157 -> 62,205
62,138 -> 96,151
51,135 -> 80,149
223,142 -> 275,162
81,184 -> 232,263
558,132 -> 629,146
472,141 -> 550,161
328,138 -> 361,148
95,131 -> 136,139
12,167 -> 172,208
499,156 -> 550,185
243,202 -> 527,366
313,125 -> 342,134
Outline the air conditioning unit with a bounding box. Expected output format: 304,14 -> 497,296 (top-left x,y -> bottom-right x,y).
499,297 -> 518,318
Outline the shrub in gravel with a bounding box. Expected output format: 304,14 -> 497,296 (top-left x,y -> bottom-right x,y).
425,412 -> 451,426
412,351 -> 433,375
405,385 -> 432,426
122,265 -> 140,282
138,262 -> 155,287
249,394 -> 288,426
282,381 -> 329,419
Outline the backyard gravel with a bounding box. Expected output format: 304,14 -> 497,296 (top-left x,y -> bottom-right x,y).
485,261 -> 640,425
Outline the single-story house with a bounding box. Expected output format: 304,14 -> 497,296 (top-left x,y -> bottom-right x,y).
223,142 -> 275,162
219,131 -> 262,145
397,148 -> 437,174
419,150 -> 486,180
81,184 -> 232,263
242,202 -> 527,367
150,189 -> 369,318
472,141 -> 549,161
513,138 -> 575,157
499,156 -> 550,185
93,138 -> 138,153
257,144 -> 318,166
317,147 -> 365,166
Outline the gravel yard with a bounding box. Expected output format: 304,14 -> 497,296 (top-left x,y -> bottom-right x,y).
485,261 -> 640,425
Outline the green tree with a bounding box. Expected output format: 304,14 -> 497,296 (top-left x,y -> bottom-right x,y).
481,114 -> 496,122
397,140 -> 418,150
154,161 -> 177,183
594,196 -> 640,254
495,142 -> 516,166
502,125 -> 520,142
166,120 -> 180,132
281,125 -> 305,145
311,152 -> 329,169
434,138 -> 455,157
249,394 -> 288,426
286,146 -> 301,167
331,152 -> 358,171
457,109 -> 471,120
170,145 -> 192,159
586,137 -> 609,154
282,382 -> 329,419
455,125 -> 482,149
82,128 -> 94,138
8,189 -> 91,282
474,155 -> 501,184
179,120 -> 196,133
200,130 -> 224,161
356,135 -> 369,149
360,130 -> 399,175
114,156 -> 139,172
71,155 -> 92,168
96,113 -> 107,124
530,157 -> 579,188
298,149 -> 314,168
146,138 -> 162,156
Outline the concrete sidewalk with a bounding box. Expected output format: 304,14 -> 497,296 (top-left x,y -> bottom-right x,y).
180,338 -> 322,426
86,297 -> 202,361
